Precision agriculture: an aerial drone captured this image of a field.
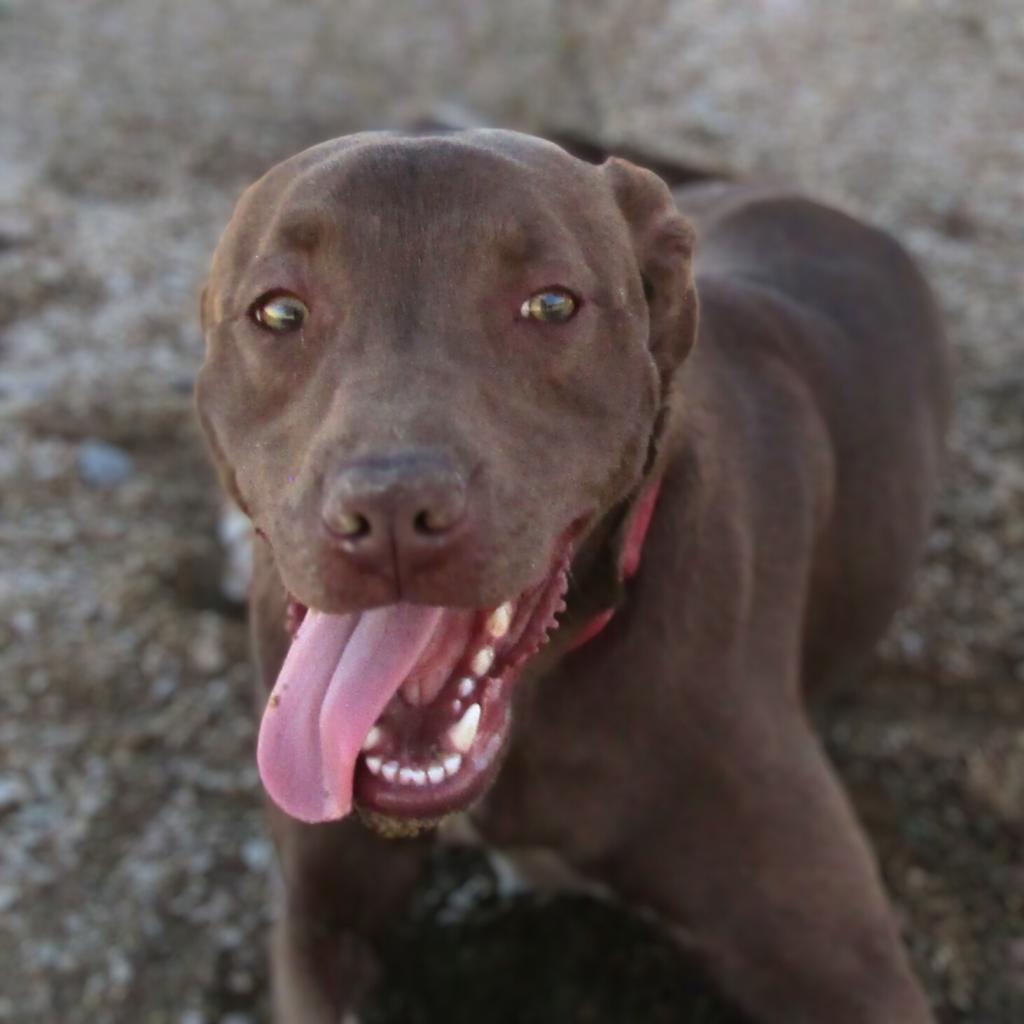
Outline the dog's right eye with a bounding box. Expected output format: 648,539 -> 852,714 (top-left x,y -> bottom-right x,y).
519,288 -> 579,323
251,293 -> 309,334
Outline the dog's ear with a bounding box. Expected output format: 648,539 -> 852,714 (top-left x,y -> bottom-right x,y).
604,157 -> 698,381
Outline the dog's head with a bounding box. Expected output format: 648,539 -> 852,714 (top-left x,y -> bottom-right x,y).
197,130 -> 697,827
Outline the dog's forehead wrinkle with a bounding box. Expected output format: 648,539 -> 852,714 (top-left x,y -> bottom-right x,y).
304,134 -> 595,234
367,128 -> 584,178
232,128 -> 598,237
274,209 -> 325,251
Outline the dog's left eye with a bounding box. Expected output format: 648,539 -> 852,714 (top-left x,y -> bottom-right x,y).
520,288 -> 578,323
251,293 -> 309,334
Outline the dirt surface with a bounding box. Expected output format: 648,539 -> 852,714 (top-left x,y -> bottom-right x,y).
1,1 -> 1022,1021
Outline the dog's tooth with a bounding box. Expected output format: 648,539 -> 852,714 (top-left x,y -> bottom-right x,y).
447,703 -> 481,753
381,761 -> 399,783
398,766 -> 416,785
410,768 -> 427,786
361,725 -> 383,752
442,753 -> 463,777
427,764 -> 445,785
471,646 -> 494,676
457,677 -> 476,699
365,755 -> 382,774
486,603 -> 513,639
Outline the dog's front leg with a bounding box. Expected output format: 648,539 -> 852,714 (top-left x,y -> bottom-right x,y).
268,811 -> 432,1024
247,550 -> 431,1021
598,707 -> 933,1024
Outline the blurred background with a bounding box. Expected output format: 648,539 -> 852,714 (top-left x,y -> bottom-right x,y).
1,1 -> 1022,1021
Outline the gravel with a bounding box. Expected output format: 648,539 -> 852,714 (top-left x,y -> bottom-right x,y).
1,0 -> 1021,1021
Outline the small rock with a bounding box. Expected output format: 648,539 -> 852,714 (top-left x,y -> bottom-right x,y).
0,775 -> 27,811
218,502 -> 253,605
241,837 -> 272,873
108,948 -> 133,988
78,439 -> 135,486
0,886 -> 19,913
10,608 -> 37,637
216,925 -> 243,949
0,208 -> 34,250
191,613 -> 227,673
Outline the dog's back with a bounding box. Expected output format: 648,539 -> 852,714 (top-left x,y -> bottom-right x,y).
677,182 -> 953,685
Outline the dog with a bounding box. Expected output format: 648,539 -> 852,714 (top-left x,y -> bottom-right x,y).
196,127 -> 951,1022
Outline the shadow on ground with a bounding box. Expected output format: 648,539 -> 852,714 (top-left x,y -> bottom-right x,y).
367,848 -> 747,1024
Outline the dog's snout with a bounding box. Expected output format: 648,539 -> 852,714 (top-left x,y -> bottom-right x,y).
322,451 -> 469,577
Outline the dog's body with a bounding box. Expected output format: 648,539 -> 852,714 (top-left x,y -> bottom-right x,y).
199,130 -> 950,1023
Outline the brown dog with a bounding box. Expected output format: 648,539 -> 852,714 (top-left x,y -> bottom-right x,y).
197,129 -> 951,1023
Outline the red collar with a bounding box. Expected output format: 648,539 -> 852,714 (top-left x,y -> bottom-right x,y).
568,478 -> 662,651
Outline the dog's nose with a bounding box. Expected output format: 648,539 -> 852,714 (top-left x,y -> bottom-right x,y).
322,451 -> 469,575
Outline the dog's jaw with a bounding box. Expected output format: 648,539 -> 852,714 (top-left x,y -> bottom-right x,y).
261,526 -> 577,827
351,543 -> 571,821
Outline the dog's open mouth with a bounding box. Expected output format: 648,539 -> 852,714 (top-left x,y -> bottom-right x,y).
256,538 -> 573,826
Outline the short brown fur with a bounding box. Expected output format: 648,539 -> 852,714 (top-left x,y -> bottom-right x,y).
198,128 -> 951,1023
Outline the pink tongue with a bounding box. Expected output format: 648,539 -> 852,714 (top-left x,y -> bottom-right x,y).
257,603 -> 444,823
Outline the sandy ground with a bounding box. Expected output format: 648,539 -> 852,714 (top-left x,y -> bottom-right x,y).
1,1 -> 1022,1021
